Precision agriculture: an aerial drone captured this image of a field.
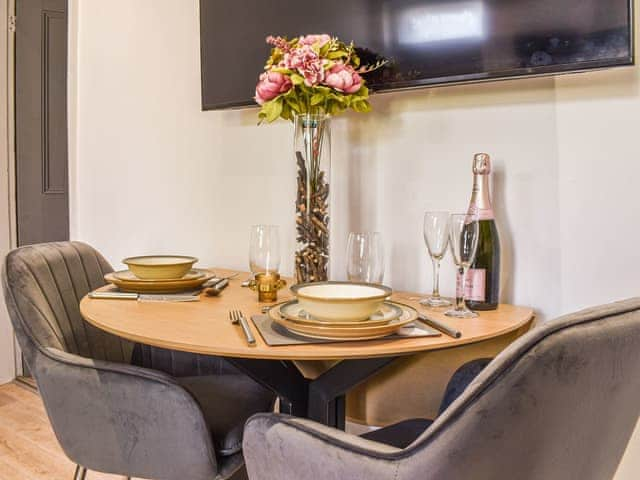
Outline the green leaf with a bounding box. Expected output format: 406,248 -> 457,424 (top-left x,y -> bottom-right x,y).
330,93 -> 348,104
262,98 -> 283,123
310,93 -> 325,106
327,50 -> 348,59
328,100 -> 345,115
281,102 -> 292,121
352,100 -> 372,113
284,94 -> 302,113
290,74 -> 304,85
355,85 -> 369,98
270,67 -> 294,75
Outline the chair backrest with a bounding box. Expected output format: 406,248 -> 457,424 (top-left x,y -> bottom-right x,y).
3,242 -> 133,365
400,298 -> 640,480
2,242 -> 219,479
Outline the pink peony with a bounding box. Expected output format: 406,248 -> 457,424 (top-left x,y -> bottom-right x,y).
266,35 -> 293,53
284,45 -> 326,86
254,71 -> 292,105
298,34 -> 331,47
323,62 -> 363,94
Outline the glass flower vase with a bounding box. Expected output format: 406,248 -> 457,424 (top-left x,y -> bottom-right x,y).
293,113 -> 331,284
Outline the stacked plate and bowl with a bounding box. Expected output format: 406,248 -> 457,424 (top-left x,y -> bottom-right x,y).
269,282 -> 418,341
105,256 -> 215,293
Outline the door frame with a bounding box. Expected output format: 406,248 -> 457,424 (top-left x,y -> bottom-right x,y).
2,0 -> 18,379
6,0 -> 15,249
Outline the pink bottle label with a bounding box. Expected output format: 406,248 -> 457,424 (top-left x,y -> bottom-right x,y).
456,269 -> 486,301
468,205 -> 494,221
475,208 -> 494,221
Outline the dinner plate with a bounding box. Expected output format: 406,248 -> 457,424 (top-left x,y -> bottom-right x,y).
269,301 -> 418,340
105,269 -> 214,293
113,269 -> 206,283
277,300 -> 402,327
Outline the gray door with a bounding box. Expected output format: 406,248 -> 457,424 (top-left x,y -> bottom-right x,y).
15,0 -> 69,246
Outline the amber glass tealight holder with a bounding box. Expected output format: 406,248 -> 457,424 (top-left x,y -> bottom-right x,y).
249,272 -> 286,303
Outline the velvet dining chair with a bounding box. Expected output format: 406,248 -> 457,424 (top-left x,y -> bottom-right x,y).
2,241 -> 275,480
243,297 -> 640,480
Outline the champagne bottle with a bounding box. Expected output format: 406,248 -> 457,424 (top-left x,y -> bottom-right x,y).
465,153 -> 500,310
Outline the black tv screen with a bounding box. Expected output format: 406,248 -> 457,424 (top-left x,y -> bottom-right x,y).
199,0 -> 634,110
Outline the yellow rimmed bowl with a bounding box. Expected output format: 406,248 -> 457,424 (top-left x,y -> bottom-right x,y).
290,281 -> 393,322
122,255 -> 198,280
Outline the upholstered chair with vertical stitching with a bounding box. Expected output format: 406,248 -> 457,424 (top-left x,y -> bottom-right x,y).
244,298 -> 640,480
2,241 -> 274,480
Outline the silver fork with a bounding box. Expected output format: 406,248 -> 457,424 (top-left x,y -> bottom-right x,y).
230,310 -> 256,345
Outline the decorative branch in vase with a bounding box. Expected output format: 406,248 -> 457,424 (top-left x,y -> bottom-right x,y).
255,34 -> 385,283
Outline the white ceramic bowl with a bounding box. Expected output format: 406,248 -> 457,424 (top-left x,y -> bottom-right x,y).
122,255 -> 198,280
291,282 -> 393,322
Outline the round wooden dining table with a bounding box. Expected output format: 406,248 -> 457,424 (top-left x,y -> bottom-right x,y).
80,268 -> 534,429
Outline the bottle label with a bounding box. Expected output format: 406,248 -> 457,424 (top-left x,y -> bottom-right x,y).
468,204 -> 494,220
456,269 -> 486,301
476,208 -> 495,221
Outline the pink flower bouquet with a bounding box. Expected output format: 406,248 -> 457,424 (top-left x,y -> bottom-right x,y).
255,34 -> 384,122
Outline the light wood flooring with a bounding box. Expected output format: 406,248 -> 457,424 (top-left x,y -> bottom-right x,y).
0,382 -> 131,480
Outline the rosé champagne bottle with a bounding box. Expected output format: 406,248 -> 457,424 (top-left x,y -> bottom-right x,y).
464,153 -> 501,310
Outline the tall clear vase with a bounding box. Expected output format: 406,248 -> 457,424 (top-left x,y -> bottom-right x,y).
293,113 -> 331,284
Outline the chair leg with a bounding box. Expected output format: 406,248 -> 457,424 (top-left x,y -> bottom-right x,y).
73,465 -> 87,480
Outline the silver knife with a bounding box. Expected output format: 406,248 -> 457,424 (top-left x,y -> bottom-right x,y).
417,314 -> 461,338
138,294 -> 200,302
89,291 -> 139,300
89,291 -> 200,302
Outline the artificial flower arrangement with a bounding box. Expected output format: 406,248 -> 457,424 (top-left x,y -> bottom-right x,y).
255,34 -> 385,122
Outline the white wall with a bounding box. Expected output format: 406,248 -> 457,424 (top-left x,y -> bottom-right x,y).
0,0 -> 15,385
71,0 -> 640,320
70,1 -> 640,475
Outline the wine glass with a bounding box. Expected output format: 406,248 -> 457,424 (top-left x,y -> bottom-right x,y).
346,232 -> 385,284
421,211 -> 451,307
249,225 -> 280,274
445,213 -> 480,318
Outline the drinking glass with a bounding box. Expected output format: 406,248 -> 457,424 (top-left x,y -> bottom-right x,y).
445,213 -> 480,318
249,225 -> 281,274
346,232 -> 385,284
421,211 -> 451,307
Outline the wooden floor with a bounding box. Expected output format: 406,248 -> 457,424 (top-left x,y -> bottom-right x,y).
0,382 -> 130,480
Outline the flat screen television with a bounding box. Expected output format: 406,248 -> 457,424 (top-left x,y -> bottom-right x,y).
199,0 -> 634,110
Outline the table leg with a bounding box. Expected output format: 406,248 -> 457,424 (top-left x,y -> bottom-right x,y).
228,358 -> 309,417
307,357 -> 397,427
228,356 -> 397,429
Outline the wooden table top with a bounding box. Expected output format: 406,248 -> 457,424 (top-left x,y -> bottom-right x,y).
80,268 -> 534,361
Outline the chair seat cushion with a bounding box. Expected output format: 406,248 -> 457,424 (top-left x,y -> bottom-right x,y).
178,375 -> 274,457
360,418 -> 433,449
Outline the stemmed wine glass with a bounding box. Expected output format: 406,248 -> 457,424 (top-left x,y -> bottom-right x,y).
445,213 -> 480,318
346,232 -> 385,284
421,211 -> 452,307
249,225 -> 281,274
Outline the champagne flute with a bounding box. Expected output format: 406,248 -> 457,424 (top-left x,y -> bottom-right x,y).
249,225 -> 281,274
445,213 -> 480,318
421,211 -> 451,307
346,232 -> 385,284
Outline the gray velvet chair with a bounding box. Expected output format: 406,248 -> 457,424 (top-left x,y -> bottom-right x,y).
2,241 -> 275,480
244,298 -> 640,480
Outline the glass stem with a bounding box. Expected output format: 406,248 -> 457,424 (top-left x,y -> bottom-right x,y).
456,267 -> 467,311
431,258 -> 441,298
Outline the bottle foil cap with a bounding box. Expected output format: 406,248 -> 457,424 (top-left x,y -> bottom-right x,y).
473,153 -> 491,174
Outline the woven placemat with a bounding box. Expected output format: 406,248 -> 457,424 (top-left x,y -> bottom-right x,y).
251,315 -> 441,346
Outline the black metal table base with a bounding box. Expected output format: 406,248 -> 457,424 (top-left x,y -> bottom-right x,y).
228,357 -> 397,429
